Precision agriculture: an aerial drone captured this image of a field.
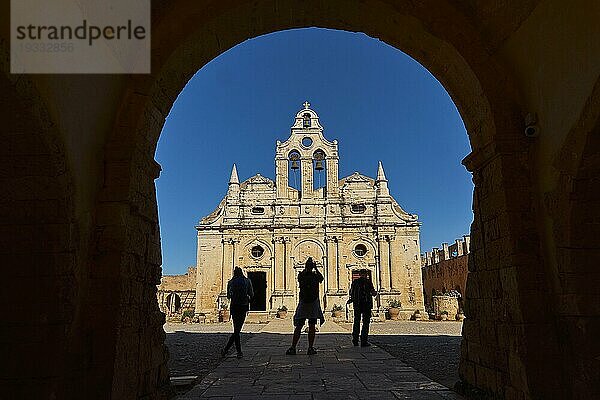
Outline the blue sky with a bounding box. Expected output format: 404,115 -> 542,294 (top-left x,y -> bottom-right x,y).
156,28 -> 473,276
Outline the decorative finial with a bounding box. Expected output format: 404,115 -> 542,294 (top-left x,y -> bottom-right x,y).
376,161 -> 387,181
303,101 -> 311,109
229,164 -> 239,185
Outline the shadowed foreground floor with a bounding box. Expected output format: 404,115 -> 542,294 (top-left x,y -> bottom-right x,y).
371,335 -> 461,389
171,319 -> 463,399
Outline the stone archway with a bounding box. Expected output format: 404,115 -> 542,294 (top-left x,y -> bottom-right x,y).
92,1 -> 558,399
0,66 -> 78,397
547,76 -> 600,399
165,292 -> 182,314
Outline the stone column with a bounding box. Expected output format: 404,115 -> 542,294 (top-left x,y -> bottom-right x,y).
220,238 -> 226,293
326,156 -> 339,197
270,251 -> 276,298
231,238 -> 238,271
283,237 -> 291,291
325,236 -> 339,292
335,237 -> 341,291
273,237 -> 285,291
387,235 -> 396,291
373,254 -> 380,291
301,158 -> 313,198
323,237 -> 329,291
276,158 -> 288,199
222,238 -> 234,283
378,236 -> 390,291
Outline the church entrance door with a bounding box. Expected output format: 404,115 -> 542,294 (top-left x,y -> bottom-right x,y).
248,271 -> 267,311
351,269 -> 372,281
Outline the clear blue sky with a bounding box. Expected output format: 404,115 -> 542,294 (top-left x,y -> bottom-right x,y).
156,28 -> 473,276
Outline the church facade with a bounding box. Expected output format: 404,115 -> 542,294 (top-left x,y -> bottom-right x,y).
195,103 -> 425,319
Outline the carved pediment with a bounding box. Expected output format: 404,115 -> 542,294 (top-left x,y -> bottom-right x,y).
241,173 -> 275,190
339,172 -> 375,186
248,173 -> 271,184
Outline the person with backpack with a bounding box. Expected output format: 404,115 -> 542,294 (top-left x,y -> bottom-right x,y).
347,269 -> 377,347
221,267 -> 254,359
286,257 -> 324,355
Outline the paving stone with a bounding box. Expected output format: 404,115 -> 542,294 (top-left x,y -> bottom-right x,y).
393,390 -> 448,399
173,320 -> 464,399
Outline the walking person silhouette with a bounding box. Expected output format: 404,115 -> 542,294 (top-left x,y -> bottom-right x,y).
286,257 -> 325,355
221,267 -> 254,359
348,269 -> 377,346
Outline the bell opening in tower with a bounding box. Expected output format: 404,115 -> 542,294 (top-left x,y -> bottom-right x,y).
313,149 -> 327,197
288,150 -> 302,198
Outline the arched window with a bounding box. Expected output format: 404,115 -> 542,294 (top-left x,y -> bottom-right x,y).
303,113 -> 311,128
313,150 -> 326,194
288,150 -> 301,193
165,293 -> 181,313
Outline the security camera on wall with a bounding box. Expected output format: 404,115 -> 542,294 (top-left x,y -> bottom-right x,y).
524,113 -> 539,138
525,125 -> 539,138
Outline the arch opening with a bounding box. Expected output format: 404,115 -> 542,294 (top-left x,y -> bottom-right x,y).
95,3 -> 549,399
156,26 -> 473,397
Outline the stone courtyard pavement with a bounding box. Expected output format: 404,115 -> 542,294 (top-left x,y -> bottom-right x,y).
174,319 -> 463,399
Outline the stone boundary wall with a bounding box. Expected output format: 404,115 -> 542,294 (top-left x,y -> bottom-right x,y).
158,266 -> 196,291
157,290 -> 196,316
421,237 -> 469,309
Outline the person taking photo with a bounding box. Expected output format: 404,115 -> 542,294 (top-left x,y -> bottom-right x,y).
286,257 -> 324,355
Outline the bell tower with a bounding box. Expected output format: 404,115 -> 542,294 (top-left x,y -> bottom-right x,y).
275,102 -> 339,200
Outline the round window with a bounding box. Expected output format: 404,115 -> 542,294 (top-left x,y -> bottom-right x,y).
302,137 -> 313,147
354,244 -> 368,257
251,245 -> 264,259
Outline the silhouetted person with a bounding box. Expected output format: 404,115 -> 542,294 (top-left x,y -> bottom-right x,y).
221,267 -> 254,359
348,269 -> 377,346
286,257 -> 324,355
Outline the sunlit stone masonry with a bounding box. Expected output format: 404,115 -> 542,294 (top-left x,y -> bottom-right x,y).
195,103 -> 426,321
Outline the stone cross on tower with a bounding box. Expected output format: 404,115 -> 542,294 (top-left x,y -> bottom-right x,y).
303,101 -> 310,109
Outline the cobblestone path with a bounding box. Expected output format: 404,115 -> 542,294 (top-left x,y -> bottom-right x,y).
175,319 -> 463,399
337,321 -> 462,389
165,323 -> 264,379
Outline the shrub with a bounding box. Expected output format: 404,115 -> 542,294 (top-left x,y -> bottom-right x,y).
181,309 -> 194,321
387,298 -> 402,309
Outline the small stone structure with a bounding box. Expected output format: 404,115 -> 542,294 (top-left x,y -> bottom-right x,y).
157,266 -> 196,318
432,295 -> 460,320
421,236 -> 469,311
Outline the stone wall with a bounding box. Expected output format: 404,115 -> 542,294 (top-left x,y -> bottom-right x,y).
158,266 -> 196,292
422,237 -> 469,309
422,256 -> 468,307
157,267 -> 197,316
